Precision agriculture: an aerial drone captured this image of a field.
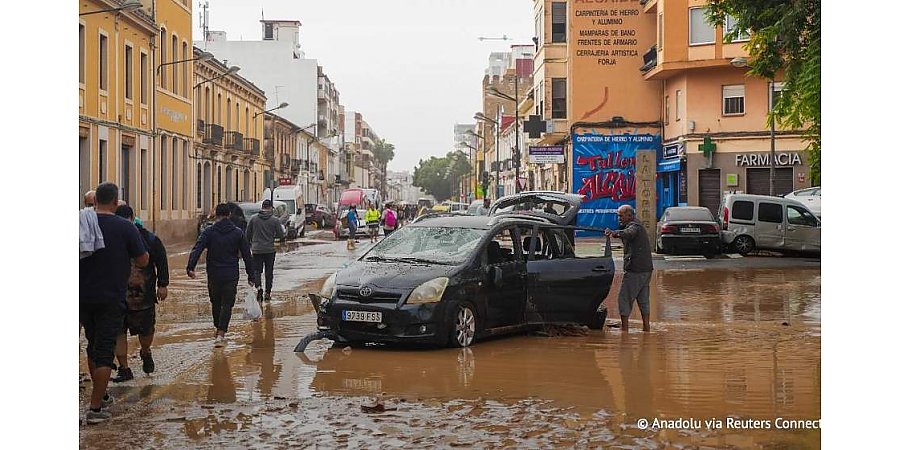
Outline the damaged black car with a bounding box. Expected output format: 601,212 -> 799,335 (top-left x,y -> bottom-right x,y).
305,192 -> 615,348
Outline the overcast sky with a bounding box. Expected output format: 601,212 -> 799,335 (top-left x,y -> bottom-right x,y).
193,0 -> 533,173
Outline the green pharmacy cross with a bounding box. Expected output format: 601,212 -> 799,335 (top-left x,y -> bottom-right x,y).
699,136 -> 717,158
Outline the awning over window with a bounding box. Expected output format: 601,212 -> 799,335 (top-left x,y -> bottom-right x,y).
657,158 -> 682,173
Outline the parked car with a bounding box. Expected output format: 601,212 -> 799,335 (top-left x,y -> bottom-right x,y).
718,194 -> 821,256
309,192 -> 613,348
656,207 -> 722,256
238,200 -> 290,236
306,203 -> 337,229
432,201 -> 468,214
783,187 -> 821,218
465,199 -> 486,215
262,185 -> 306,239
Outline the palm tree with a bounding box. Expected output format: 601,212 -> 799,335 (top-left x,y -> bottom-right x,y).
373,139 -> 395,194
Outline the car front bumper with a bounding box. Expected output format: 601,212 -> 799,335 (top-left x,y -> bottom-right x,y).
313,294 -> 449,346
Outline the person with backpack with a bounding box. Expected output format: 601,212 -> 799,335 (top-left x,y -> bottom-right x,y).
383,203 -> 398,237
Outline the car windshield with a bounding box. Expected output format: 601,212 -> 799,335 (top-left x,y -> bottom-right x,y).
666,208 -> 714,221
362,226 -> 486,265
281,200 -> 296,215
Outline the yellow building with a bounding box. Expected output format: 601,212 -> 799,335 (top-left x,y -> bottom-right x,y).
264,112 -> 300,189
641,0 -> 810,211
193,48 -> 267,216
79,0 -> 157,210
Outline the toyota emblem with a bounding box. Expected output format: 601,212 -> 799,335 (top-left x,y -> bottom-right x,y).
359,286 -> 373,297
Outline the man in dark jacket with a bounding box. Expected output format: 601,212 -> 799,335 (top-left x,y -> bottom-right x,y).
187,203 -> 256,347
605,205 -> 654,333
246,199 -> 285,302
112,205 -> 169,382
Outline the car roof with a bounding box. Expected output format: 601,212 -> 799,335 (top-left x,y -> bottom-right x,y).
410,213 -> 554,229
722,193 -> 808,208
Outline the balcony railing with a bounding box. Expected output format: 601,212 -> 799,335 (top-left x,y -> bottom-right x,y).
204,123 -> 224,146
290,158 -> 302,174
196,119 -> 205,137
224,131 -> 244,151
640,45 -> 657,73
244,138 -> 260,157
264,146 -> 274,161
280,157 -> 291,171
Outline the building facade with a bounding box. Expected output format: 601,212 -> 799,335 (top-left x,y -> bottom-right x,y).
192,48 -> 267,217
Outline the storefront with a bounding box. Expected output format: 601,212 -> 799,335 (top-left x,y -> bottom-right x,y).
657,143 -> 687,215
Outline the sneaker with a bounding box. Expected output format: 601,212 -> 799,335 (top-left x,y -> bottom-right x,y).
111,368 -> 133,383
264,291 -> 272,302
101,393 -> 115,409
140,351 -> 155,374
86,408 -> 112,425
214,336 -> 226,348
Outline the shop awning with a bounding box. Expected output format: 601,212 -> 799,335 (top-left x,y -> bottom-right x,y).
657,158 -> 682,173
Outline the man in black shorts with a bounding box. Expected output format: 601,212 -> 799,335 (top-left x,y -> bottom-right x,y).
605,205 -> 654,333
111,205 -> 169,382
80,183 -> 149,424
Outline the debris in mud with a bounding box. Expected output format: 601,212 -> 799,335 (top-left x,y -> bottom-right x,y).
533,324 -> 590,337
782,322 -> 790,326
342,346 -> 352,355
606,322 -> 621,329
361,398 -> 397,414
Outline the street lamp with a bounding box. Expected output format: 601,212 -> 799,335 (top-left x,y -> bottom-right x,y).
461,142 -> 477,200
731,57 -> 776,196
193,65 -> 240,89
158,51 -> 213,76
487,81 -> 522,194
253,102 -> 289,119
80,0 -> 141,15
476,107 -> 503,199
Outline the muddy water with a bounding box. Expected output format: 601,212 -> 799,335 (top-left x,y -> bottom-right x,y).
80,241 -> 820,448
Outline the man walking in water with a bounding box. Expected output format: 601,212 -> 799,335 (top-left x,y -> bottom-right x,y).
80,183 -> 149,423
246,199 -> 285,302
605,205 -> 654,333
187,203 -> 256,347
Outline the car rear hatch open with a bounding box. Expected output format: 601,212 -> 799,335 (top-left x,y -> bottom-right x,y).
487,191 -> 583,226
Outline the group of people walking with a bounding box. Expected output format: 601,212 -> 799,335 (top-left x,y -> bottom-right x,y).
80,185 -> 286,424
344,202 -> 402,250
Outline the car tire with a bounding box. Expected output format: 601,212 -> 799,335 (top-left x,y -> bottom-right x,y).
656,241 -> 665,254
733,235 -> 755,256
449,302 -> 477,348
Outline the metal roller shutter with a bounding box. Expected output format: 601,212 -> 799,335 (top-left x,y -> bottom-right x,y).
747,168 -> 794,196
699,169 -> 721,215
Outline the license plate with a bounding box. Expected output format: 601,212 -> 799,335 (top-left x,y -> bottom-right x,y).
681,227 -> 701,233
342,310 -> 382,323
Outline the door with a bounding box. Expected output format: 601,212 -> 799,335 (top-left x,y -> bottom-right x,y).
755,201 -> 786,249
481,226 -> 526,329
699,169 -> 721,215
525,227 -> 614,324
785,205 -> 821,252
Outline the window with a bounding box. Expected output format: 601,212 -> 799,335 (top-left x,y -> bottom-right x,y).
757,202 -> 783,224
731,201 -> 754,221
159,29 -> 167,87
264,23 -> 274,40
675,89 -> 683,121
124,45 -> 133,100
724,15 -> 750,42
79,24 -> 85,84
689,7 -> 715,45
99,138 -> 107,181
227,98 -> 232,130
657,13 -> 663,51
182,42 -> 189,97
141,149 -> 148,210
551,78 -> 566,119
551,2 -> 566,43
787,206 -> 818,227
722,85 -> 745,115
140,52 -> 148,105
483,227 -> 521,265
770,81 -> 784,111
172,138 -> 179,209
160,137 -> 168,210
535,9 -> 543,48
171,35 -> 178,94
99,33 -> 108,91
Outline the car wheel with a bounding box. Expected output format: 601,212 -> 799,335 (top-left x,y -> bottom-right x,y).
733,235 -> 755,256
450,302 -> 477,348
655,240 -> 665,254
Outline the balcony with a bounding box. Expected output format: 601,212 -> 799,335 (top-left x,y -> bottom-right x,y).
196,119 -> 205,138
639,45 -> 657,73
244,138 -> 260,157
224,131 -> 244,152
290,158 -> 302,174
280,157 -> 291,171
204,123 -> 224,146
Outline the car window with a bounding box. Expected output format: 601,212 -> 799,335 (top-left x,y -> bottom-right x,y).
787,206 -> 818,227
758,202 -> 784,224
666,208 -> 714,222
484,227 -> 520,265
731,201 -> 754,221
528,227 -> 575,260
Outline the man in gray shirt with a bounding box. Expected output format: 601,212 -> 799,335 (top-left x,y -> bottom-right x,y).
246,200 -> 285,302
605,205 -> 654,332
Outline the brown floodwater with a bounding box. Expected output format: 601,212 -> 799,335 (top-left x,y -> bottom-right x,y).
80,241 -> 820,448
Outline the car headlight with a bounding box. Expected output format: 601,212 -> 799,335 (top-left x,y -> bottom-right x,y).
320,273 -> 337,299
406,277 -> 449,305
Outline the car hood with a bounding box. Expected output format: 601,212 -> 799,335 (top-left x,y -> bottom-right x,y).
336,260 -> 459,290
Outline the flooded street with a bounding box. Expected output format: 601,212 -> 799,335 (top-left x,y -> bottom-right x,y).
80,235 -> 820,448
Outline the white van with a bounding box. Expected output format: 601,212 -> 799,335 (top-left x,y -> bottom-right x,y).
718,194 -> 820,256
262,185 -> 306,239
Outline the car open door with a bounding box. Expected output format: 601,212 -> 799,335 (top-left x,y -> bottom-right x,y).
524,225 -> 614,326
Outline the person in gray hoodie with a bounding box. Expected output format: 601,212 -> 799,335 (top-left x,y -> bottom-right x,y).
246,199 -> 286,302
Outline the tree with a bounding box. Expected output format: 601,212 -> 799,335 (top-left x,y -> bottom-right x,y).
372,139 -> 396,193
706,0 -> 820,185
412,151 -> 472,202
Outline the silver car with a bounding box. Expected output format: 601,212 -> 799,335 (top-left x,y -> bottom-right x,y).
784,187 -> 821,218
718,194 -> 820,256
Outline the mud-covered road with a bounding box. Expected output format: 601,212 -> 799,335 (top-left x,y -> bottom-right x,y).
80,233 -> 820,448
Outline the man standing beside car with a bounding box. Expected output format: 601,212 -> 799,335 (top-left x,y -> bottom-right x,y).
246,199 -> 285,303
605,205 -> 654,333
